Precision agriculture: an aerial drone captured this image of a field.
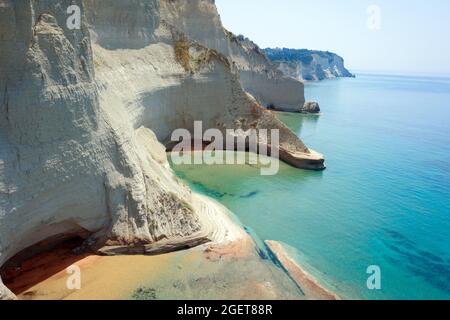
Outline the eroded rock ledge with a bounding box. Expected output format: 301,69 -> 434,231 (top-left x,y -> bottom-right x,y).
0,0 -> 325,298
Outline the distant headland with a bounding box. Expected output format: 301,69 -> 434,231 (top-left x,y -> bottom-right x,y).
264,48 -> 355,81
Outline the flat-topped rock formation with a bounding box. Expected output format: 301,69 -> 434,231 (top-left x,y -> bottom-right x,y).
0,0 -> 325,298
265,48 -> 355,81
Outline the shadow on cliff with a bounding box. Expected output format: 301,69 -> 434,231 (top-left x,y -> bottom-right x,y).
0,236 -> 92,296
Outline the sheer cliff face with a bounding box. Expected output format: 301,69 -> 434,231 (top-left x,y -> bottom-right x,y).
84,0 -> 319,164
265,48 -> 354,81
0,0 -> 324,297
160,0 -> 306,112
0,0 -> 203,271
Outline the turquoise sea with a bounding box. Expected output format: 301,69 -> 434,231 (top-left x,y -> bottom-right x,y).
171,74 -> 450,300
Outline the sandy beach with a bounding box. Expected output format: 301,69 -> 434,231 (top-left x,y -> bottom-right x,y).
1,189 -> 339,300
265,240 -> 340,300
2,238 -> 304,300
2,236 -> 340,300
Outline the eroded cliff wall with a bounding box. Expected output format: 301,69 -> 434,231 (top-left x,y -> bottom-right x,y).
0,0 -> 206,274
0,0 -> 324,297
160,0 -> 306,111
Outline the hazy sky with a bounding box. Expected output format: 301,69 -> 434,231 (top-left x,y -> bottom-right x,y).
216,0 -> 450,75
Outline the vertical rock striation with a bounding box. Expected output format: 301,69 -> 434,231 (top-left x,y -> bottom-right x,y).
160,0 -> 306,112
0,0 -> 325,298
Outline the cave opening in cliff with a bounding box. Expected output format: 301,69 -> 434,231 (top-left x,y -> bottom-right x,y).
0,233 -> 93,296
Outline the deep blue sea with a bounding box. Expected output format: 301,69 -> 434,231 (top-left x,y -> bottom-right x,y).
171,74 -> 450,299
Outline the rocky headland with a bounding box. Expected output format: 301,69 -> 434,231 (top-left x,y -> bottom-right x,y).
0,0 -> 330,299
265,48 -> 354,81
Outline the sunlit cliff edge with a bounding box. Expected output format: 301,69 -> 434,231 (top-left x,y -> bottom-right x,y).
0,0 -> 325,299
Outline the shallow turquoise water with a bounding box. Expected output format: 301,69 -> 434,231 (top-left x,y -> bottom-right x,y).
171,74 -> 450,300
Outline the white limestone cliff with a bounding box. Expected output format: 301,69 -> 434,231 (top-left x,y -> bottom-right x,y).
265,48 -> 354,81
0,0 -> 324,298
160,0 -> 306,112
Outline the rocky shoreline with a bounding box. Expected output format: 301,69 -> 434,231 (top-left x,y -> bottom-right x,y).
0,0 -> 329,299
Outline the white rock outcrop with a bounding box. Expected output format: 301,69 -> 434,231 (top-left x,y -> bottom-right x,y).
265,48 -> 354,81
302,101 -> 321,114
0,0 -> 325,298
160,0 -> 306,112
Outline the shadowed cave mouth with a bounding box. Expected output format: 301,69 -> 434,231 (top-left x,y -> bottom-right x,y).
0,231 -> 93,296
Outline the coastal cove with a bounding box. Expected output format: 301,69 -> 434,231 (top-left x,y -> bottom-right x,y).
1,0 -> 450,303
171,73 -> 450,300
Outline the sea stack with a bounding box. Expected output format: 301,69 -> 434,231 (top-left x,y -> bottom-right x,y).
301,101 -> 321,114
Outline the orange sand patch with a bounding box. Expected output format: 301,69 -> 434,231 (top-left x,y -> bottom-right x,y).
1,239 -> 176,300
1,235 -> 306,300
13,253 -> 174,300
2,238 -> 95,295
204,236 -> 254,261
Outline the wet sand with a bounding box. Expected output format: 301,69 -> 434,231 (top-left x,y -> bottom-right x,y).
265,240 -> 340,300
2,222 -> 339,300
3,235 -> 307,300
